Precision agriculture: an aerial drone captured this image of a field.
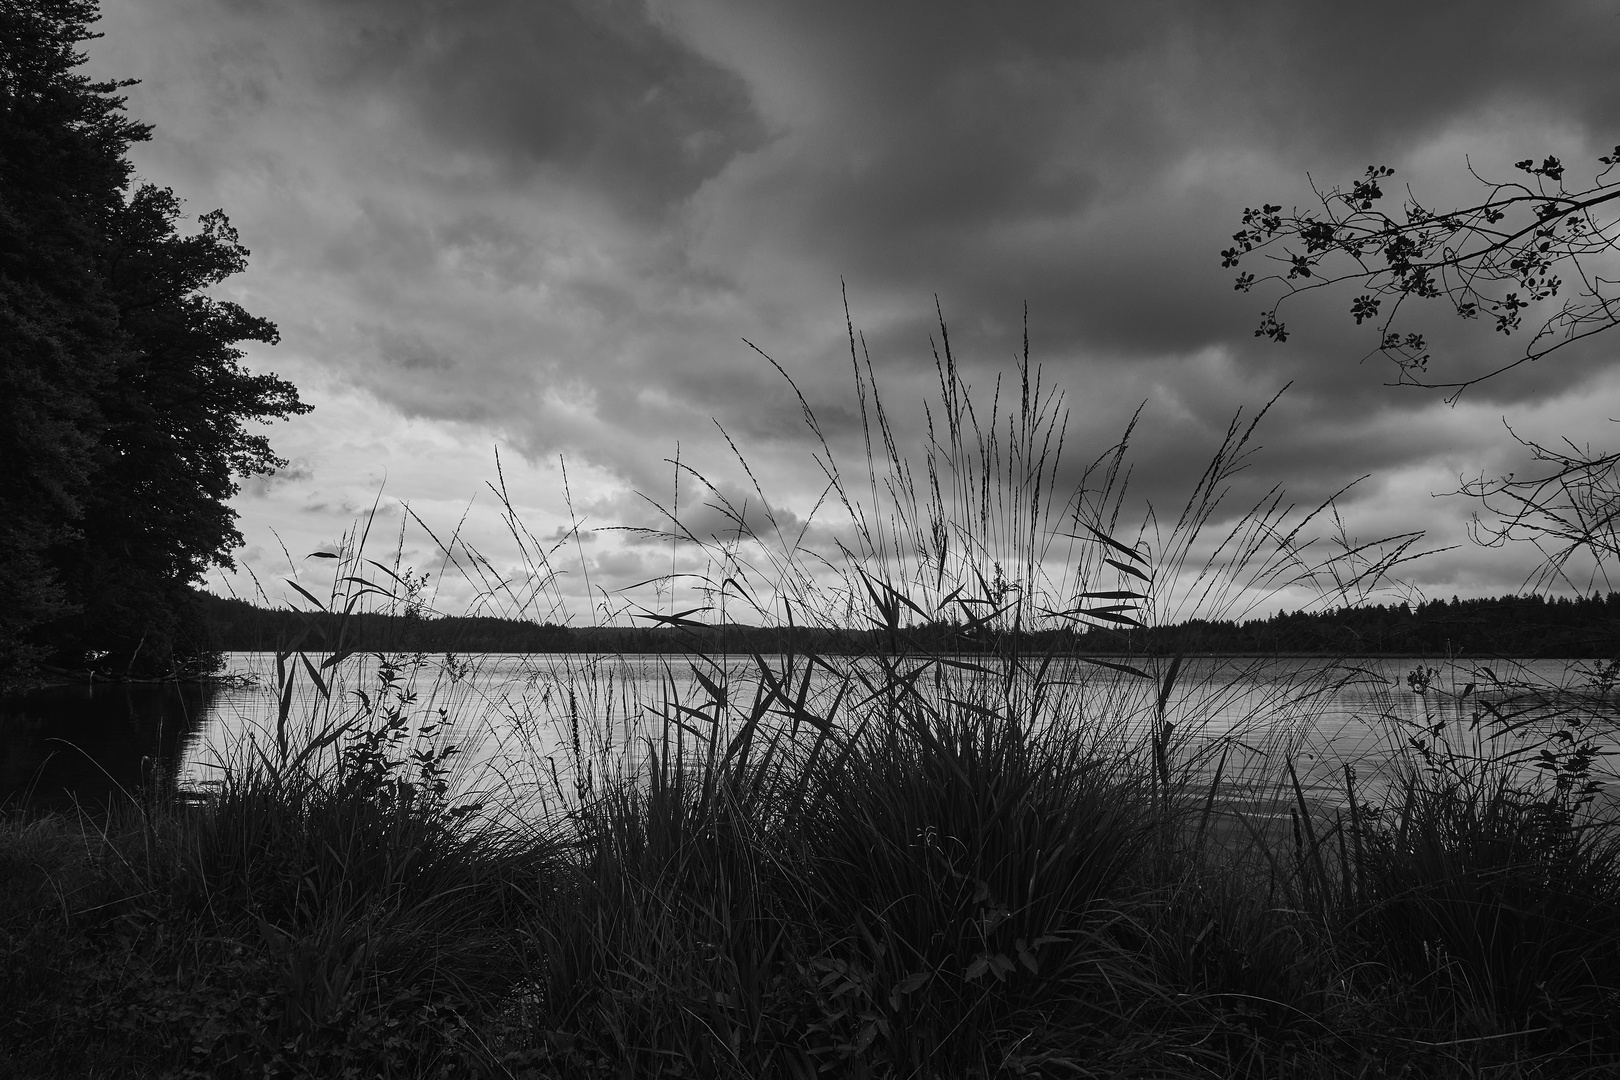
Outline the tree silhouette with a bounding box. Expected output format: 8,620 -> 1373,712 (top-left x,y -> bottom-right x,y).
1224,152 -> 1620,399
0,0 -> 308,684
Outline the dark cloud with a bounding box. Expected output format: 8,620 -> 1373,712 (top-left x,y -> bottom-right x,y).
719,1 -> 1620,355
1181,1 -> 1620,157
87,0 -> 1620,608
306,0 -> 767,218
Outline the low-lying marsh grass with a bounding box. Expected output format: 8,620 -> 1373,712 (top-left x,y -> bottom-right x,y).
1351,771 -> 1620,1047
6,304 -> 1619,1077
2,653 -> 560,1076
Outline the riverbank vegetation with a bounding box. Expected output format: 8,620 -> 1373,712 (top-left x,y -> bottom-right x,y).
5,641 -> 1618,1077
8,317 -> 1620,1078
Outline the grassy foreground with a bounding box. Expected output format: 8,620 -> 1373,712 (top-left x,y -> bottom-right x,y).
8,314 -> 1619,1077
4,648 -> 1620,1079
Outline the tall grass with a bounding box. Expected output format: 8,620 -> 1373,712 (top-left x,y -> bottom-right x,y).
6,303 -> 1619,1077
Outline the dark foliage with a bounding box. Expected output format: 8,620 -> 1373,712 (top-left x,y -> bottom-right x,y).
0,0 -> 140,685
1224,153 -> 1620,396
0,1 -> 307,688
1143,592 -> 1620,658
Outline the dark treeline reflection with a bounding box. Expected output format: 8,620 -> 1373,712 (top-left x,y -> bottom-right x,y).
0,681 -> 215,812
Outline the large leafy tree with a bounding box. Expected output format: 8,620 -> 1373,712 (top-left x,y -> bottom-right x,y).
0,0 -> 308,685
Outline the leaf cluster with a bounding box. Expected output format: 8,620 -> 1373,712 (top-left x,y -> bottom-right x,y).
1223,151 -> 1620,397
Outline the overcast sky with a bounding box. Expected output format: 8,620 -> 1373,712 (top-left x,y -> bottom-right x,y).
85,0 -> 1620,625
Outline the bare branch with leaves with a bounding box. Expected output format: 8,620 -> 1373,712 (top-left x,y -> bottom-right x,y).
1223,148 -> 1620,399
1461,427 -> 1620,596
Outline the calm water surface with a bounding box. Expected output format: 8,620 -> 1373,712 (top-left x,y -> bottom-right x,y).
5,652 -> 1614,817
0,679 -> 218,811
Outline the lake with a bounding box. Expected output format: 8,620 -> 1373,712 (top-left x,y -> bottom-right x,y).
4,651 -> 1614,818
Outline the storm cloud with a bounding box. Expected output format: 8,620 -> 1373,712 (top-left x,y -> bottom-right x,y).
86,0 -> 1620,612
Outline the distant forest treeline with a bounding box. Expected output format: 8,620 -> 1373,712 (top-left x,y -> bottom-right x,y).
197,590 -> 1620,658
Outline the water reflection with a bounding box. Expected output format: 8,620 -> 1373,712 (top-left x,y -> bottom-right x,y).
0,679 -> 218,812
10,652 -> 1612,819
